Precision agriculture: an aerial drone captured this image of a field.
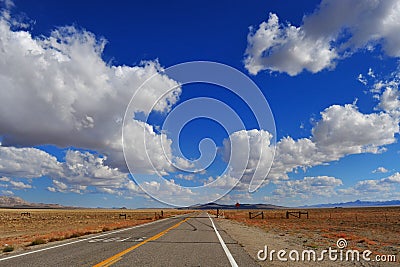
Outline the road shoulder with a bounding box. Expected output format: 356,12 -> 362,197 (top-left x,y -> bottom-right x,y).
216,218 -> 384,267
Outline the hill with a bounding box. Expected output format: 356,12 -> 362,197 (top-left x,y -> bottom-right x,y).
0,196 -> 70,209
302,199 -> 400,208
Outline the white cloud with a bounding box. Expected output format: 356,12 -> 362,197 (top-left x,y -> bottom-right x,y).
1,190 -> 13,196
9,180 -> 32,189
125,180 -> 141,193
210,100 -> 400,192
269,173 -> 400,203
140,179 -> 196,205
381,172 -> 400,183
273,176 -> 343,198
312,104 -> 399,156
245,0 -> 400,76
0,0 -> 14,9
63,150 -> 126,186
52,180 -> 68,191
372,167 -> 389,173
121,120 -> 176,175
206,174 -> 246,191
245,13 -> 337,76
175,174 -> 195,181
265,103 -> 399,182
217,129 -> 275,191
47,187 -> 56,193
357,74 -> 367,85
270,137 -> 319,180
0,145 -> 142,195
0,145 -> 62,178
0,10 -> 182,173
377,86 -> 400,117
368,68 -> 376,78
339,173 -> 400,196
216,192 -> 253,205
0,142 -> 198,201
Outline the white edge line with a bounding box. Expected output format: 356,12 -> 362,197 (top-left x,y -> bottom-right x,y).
208,213 -> 238,267
0,214 -> 187,262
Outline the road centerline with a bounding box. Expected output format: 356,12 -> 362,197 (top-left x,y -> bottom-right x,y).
92,216 -> 191,267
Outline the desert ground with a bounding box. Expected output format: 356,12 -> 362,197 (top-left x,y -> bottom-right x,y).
1,207 -> 398,266
215,207 -> 400,266
0,208 -> 189,253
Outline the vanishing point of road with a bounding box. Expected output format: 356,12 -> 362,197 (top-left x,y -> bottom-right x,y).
0,212 -> 259,266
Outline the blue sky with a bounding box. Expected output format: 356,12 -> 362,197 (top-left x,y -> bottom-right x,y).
1,0 -> 400,208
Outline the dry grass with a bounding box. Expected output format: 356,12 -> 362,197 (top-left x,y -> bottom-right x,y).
212,207 -> 400,255
0,208 -> 190,251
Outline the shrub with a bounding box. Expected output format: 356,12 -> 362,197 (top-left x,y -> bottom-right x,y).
68,232 -> 82,238
3,246 -> 14,252
28,238 -> 46,246
48,237 -> 62,242
102,227 -> 111,232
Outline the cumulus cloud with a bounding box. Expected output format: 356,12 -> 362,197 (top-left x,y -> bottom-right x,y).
245,13 -> 337,76
205,66 -> 400,197
267,103 -> 399,182
0,9 -> 181,173
245,0 -> 400,75
339,173 -> 400,196
0,145 -> 62,178
312,104 -> 399,156
1,190 -> 13,196
9,180 -> 32,189
377,85 -> 400,117
268,173 -> 400,203
140,179 -> 196,205
372,167 -> 389,173
215,129 -> 275,191
270,137 -> 320,180
122,120 -> 176,175
0,145 -> 141,195
175,174 -> 194,181
214,102 -> 399,191
273,176 -> 343,198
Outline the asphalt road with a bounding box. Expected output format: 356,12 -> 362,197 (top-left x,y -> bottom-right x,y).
0,212 -> 259,266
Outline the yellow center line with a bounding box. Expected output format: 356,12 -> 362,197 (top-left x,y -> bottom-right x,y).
92,217 -> 191,267
101,256 -> 122,267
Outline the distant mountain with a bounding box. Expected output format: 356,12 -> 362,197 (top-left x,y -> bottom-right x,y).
0,196 -> 30,207
302,199 -> 400,208
0,196 -> 71,209
180,202 -> 285,210
180,199 -> 400,210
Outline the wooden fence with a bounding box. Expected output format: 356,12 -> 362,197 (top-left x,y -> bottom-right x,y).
249,211 -> 264,219
286,211 -> 309,219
